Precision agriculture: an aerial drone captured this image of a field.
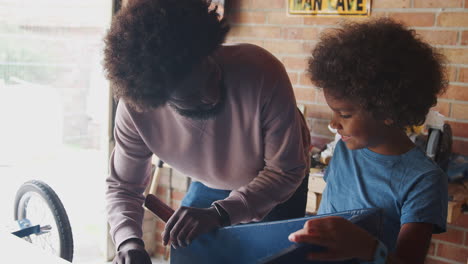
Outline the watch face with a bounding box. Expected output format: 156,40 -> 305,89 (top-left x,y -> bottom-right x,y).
373,240 -> 388,264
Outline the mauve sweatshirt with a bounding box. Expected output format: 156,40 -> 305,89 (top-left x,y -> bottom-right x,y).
106,43 -> 310,249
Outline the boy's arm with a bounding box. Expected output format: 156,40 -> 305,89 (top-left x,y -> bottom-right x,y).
288,217 -> 433,264
390,222 -> 433,264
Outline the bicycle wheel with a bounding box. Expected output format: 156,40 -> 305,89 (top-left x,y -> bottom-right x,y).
14,180 -> 74,262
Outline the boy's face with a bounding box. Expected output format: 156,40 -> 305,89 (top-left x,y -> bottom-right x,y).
324,90 -> 389,151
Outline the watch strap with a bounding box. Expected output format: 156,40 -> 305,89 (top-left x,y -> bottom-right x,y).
211,202 -> 231,227
372,239 -> 388,264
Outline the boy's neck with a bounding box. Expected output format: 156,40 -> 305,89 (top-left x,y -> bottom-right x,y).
367,128 -> 415,156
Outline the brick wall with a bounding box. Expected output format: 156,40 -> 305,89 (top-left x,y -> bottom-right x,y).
225,0 -> 468,157
144,165 -> 190,260
147,0 -> 468,262
429,213 -> 468,264
223,1 -> 468,263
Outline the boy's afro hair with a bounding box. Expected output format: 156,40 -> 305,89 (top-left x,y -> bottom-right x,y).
103,0 -> 230,111
308,18 -> 448,128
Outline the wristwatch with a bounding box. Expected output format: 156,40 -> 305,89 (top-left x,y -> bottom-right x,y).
211,202 -> 231,227
372,240 -> 388,264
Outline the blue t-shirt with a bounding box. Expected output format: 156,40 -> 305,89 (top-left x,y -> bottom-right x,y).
317,140 -> 448,252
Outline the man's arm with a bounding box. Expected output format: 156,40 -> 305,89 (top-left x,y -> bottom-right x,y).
217,56 -> 310,225
106,102 -> 153,250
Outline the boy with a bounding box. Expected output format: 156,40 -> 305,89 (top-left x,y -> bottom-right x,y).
289,18 -> 448,264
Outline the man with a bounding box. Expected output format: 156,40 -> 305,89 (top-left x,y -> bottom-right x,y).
103,0 -> 310,263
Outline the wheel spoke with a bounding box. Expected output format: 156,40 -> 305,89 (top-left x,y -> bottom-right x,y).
22,192 -> 61,257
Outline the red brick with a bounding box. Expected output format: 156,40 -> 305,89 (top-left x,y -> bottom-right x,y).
438,12 -> 468,27
172,200 -> 181,209
452,103 -> 468,119
436,243 -> 468,263
282,56 -> 308,70
424,256 -> 453,264
417,30 -> 458,46
225,37 -> 264,47
431,101 -> 450,117
389,12 -> 436,27
452,139 -> 468,155
312,119 -> 335,137
288,71 -> 299,85
281,27 -> 320,41
305,103 -> 333,119
171,190 -> 186,201
294,88 -> 315,102
229,25 -> 281,38
414,0 -> 463,8
302,27 -> 321,40
156,219 -> 165,230
155,244 -> 167,256
156,186 -> 167,197
432,227 -> 464,244
282,27 -> 303,40
440,85 -> 468,101
451,213 -> 468,229
268,12 -> 303,25
263,40 -> 304,55
302,41 -> 317,55
229,11 -> 266,24
446,66 -> 458,83
427,241 -> 436,256
448,121 -> 468,138
304,16 -> 344,26
372,0 -> 411,8
465,232 -> 468,246
368,11 -> 388,18
316,89 -> 327,104
154,226 -> 163,237
249,0 -> 284,9
299,72 -> 313,87
310,135 -> 334,149
462,31 -> 468,45
459,67 -> 468,83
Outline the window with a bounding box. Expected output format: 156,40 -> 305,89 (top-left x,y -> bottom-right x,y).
0,0 -> 113,262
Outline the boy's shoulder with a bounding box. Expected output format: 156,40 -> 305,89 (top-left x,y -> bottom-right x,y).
398,146 -> 446,183
333,140 -> 444,177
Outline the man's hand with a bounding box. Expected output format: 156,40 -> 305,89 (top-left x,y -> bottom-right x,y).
288,216 -> 377,261
162,206 -> 221,248
112,238 -> 152,264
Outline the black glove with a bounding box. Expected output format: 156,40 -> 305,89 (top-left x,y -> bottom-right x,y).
112,238 -> 152,264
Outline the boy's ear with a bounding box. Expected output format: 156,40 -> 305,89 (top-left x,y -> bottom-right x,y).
384,119 -> 394,126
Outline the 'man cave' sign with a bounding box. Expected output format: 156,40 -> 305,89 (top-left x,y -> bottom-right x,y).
289,0 -> 371,16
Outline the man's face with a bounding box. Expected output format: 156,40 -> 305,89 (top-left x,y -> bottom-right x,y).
324,90 -> 389,151
168,57 -> 224,120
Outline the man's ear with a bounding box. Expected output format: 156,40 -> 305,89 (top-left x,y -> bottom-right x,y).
384,119 -> 394,126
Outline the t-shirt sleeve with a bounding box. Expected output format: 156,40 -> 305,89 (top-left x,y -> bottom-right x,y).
400,169 -> 448,234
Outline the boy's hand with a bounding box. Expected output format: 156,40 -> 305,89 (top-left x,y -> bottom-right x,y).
288,216 -> 377,261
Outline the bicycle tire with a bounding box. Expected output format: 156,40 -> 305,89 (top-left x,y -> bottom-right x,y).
426,129 -> 441,161
14,180 -> 74,262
